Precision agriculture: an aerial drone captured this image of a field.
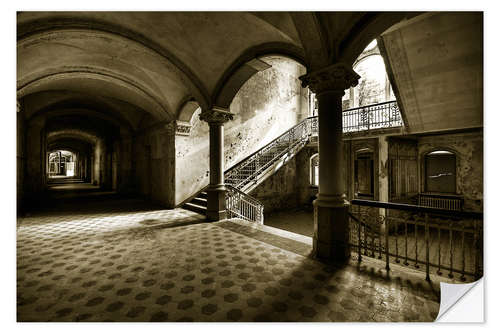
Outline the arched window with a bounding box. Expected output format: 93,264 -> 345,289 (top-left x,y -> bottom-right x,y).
424,150 -> 456,193
310,154 -> 319,186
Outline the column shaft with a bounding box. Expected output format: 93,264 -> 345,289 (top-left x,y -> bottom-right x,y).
209,123 -> 225,189
200,107 -> 234,221
316,91 -> 345,206
299,62 -> 361,263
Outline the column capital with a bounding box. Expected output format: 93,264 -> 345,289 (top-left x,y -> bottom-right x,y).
175,120 -> 192,136
299,62 -> 360,95
199,106 -> 234,125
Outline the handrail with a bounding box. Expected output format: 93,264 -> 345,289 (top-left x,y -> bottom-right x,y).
222,100 -> 403,223
225,117 -> 312,175
351,199 -> 482,219
226,184 -> 264,223
342,100 -> 402,133
226,184 -> 263,207
349,199 -> 483,281
343,100 -> 397,111
225,118 -> 311,190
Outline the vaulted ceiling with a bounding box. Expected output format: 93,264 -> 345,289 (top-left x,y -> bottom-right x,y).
20,11 -> 460,133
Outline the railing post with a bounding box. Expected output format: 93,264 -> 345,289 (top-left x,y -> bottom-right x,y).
437,224 -> 442,275
473,220 -> 480,280
404,221 -> 408,266
460,222 -> 466,281
385,207 -> 389,271
448,226 -> 454,278
425,213 -> 430,281
357,205 -> 362,262
415,221 -> 419,269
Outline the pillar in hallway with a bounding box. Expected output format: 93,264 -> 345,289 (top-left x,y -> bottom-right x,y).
300,63 -> 360,262
199,106 -> 234,221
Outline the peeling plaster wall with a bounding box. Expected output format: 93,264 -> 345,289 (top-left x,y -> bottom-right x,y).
417,131 -> 483,212
175,109 -> 210,204
174,57 -> 308,205
250,145 -> 318,215
225,57 -> 308,169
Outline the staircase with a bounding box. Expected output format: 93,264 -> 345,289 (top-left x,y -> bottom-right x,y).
182,116 -> 318,222
183,191 -> 208,215
182,100 -> 403,222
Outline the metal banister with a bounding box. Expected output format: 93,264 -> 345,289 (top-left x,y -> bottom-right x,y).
349,199 -> 483,281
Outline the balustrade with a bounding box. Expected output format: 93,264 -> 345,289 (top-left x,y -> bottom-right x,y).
224,100 -> 403,224
349,199 -> 483,281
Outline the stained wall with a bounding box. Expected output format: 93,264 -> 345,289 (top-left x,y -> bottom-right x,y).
174,56 -> 308,205
417,130 -> 483,212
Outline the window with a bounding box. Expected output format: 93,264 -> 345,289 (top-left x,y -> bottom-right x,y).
310,154 -> 319,186
424,150 -> 456,193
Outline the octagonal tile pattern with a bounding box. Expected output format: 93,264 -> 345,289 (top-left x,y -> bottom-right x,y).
17,200 -> 441,322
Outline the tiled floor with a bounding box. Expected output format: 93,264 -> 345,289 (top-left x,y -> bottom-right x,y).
17,198 -> 444,322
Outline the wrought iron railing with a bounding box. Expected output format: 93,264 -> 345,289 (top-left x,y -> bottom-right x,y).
343,100 -> 402,133
349,199 -> 483,281
226,185 -> 264,223
225,117 -> 313,191
418,193 -> 463,211
224,118 -> 314,223
224,100 -> 403,223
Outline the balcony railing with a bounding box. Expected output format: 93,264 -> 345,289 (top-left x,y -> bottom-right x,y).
349,199 -> 483,281
343,100 -> 402,133
418,193 -> 463,211
224,100 -> 403,223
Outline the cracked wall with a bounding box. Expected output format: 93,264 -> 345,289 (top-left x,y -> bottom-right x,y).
175,57 -> 308,205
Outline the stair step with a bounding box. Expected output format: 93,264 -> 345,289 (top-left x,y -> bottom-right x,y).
192,197 -> 207,207
199,192 -> 208,199
183,202 -> 206,215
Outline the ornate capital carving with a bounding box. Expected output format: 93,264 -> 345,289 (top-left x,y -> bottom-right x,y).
199,106 -> 234,125
175,121 -> 192,136
299,63 -> 360,94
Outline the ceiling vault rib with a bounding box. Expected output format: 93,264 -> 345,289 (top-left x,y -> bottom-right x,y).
17,18 -> 211,108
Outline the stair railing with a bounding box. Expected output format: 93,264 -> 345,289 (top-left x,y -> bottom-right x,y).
225,117 -> 315,191
349,199 -> 483,282
225,184 -> 264,223
223,100 -> 403,223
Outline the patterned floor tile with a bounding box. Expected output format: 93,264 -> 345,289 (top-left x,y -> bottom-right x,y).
17,198 -> 443,322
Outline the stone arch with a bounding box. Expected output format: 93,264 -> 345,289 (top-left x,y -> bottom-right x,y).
17,19 -> 210,109
18,70 -> 173,122
212,43 -> 307,109
338,13 -> 420,66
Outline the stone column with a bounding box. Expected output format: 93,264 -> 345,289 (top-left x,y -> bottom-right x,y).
300,63 -> 360,262
199,107 -> 234,221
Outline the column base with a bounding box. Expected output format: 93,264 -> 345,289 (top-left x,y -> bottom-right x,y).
206,187 -> 227,222
313,199 -> 350,263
